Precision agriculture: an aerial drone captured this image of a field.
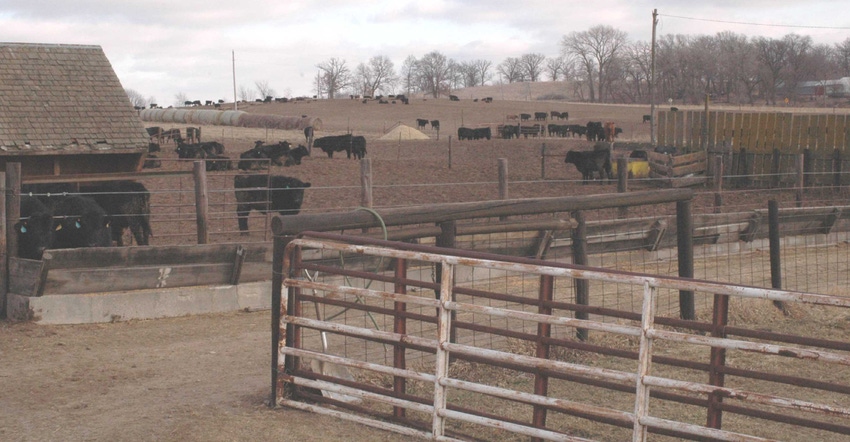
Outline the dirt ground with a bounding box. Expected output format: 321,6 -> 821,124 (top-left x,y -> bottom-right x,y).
2,89 -> 847,441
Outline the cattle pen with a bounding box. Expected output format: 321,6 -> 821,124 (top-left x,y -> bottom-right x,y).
270,206 -> 850,440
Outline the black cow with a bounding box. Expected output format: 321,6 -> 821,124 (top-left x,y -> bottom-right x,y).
238,141 -> 292,170
313,134 -> 365,159
534,112 -> 548,121
520,113 -> 532,121
430,120 -> 440,131
416,118 -> 429,130
51,196 -> 112,249
83,181 -> 153,246
457,127 -> 474,140
473,127 -> 492,140
16,196 -> 55,260
205,155 -> 233,171
449,95 -> 459,101
499,125 -> 519,139
285,145 -> 310,166
175,138 -> 225,159
586,122 -> 605,142
233,175 -> 311,234
565,150 -> 613,184
642,114 -> 651,123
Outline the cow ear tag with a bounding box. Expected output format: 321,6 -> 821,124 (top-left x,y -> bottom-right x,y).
55,224 -> 62,231
75,221 -> 82,229
20,225 -> 27,233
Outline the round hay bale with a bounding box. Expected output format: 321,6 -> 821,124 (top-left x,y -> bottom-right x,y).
161,108 -> 178,123
194,110 -> 223,125
171,109 -> 190,124
149,108 -> 167,122
302,117 -> 322,131
220,110 -> 245,126
138,109 -> 153,121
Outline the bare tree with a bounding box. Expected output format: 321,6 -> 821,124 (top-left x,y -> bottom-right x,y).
255,80 -> 276,100
545,56 -> 568,81
400,55 -> 420,96
418,51 -> 453,98
316,58 -> 351,99
125,88 -> 147,108
497,57 -> 524,83
471,59 -> 493,86
834,38 -> 850,77
237,85 -> 253,102
754,36 -> 789,105
174,91 -> 188,107
561,25 -> 629,102
520,53 -> 547,82
354,55 -> 398,97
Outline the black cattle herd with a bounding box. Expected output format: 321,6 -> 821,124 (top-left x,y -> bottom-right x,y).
15,109 -> 663,259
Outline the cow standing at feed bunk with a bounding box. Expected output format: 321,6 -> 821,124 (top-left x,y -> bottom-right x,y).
16,196 -> 55,260
233,175 -> 311,234
51,195 -> 113,249
82,181 -> 153,246
564,148 -> 613,184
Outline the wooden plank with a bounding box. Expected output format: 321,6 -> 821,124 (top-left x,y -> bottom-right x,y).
675,111 -> 685,148
778,113 -> 793,151
686,110 -> 697,148
8,257 -> 43,296
670,151 -> 706,167
42,244 -> 243,269
755,112 -> 768,153
670,175 -> 707,188
790,114 -> 805,152
763,113 -> 777,153
657,111 -> 667,146
672,160 -> 707,177
707,111 -> 718,149
836,114 -> 847,153
732,113 -> 744,150
42,263 -> 235,295
826,114 -> 838,152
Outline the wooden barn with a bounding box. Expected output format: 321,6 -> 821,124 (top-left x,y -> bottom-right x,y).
0,43 -> 149,179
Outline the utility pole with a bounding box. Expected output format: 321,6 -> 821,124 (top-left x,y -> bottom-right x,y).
650,9 -> 658,145
232,50 -> 238,111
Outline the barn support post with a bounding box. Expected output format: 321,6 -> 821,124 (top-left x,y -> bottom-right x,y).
0,171 -> 6,318
532,274 -> 554,436
768,200 -> 787,313
572,210 -> 589,341
192,161 -> 209,244
3,164 -> 21,319
616,157 -> 628,219
713,156 -> 723,214
796,154 -> 805,207
393,257 -> 409,419
676,200 -> 695,320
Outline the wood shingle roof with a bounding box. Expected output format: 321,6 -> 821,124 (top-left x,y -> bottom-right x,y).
0,43 -> 149,154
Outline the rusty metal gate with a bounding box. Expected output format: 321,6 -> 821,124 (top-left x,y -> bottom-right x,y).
272,232 -> 850,441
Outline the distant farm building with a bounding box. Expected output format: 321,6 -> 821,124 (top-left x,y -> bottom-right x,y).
796,77 -> 850,98
0,43 -> 149,178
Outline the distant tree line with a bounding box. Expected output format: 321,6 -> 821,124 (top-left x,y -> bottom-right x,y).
130,25 -> 850,107
310,25 -> 850,106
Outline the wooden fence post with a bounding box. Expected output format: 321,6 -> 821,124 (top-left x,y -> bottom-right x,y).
677,200 -> 695,320
572,210 -> 589,340
796,154 -> 804,207
360,158 -> 373,208
768,200 -> 787,313
193,161 -> 209,244
803,148 -> 813,188
771,148 -> 782,189
833,148 -> 842,188
448,136 -> 453,169
540,143 -> 546,179
713,156 -> 723,214
3,164 -> 20,319
498,158 -> 508,200
617,157 -> 628,219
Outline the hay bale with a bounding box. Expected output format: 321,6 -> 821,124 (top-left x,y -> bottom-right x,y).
193,110 -> 224,125
220,110 -> 245,126
171,109 -> 190,124
161,108 -> 178,123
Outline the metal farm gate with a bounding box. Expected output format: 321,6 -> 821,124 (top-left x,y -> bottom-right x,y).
271,233 -> 850,441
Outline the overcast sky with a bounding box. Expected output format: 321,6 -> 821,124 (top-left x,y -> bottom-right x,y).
2,0 -> 848,106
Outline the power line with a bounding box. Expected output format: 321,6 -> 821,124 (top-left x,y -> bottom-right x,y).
659,13 -> 850,30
